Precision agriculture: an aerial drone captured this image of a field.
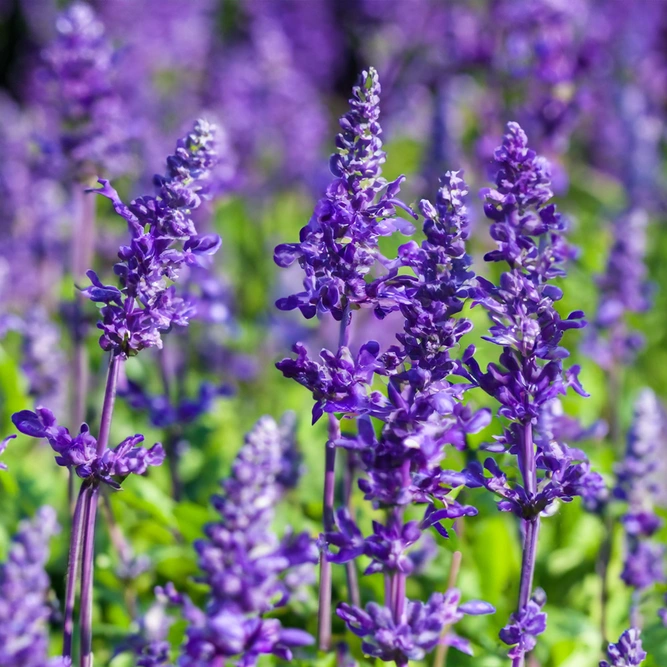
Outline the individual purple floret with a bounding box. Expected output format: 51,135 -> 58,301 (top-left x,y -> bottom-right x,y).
166,416 -> 317,666
0,506 -> 60,667
615,390 -> 666,594
32,1 -> 131,180
600,628 -> 646,667
584,209 -> 652,371
274,67 -> 414,321
81,119 -> 221,358
455,122 -> 594,664
11,407 -> 164,489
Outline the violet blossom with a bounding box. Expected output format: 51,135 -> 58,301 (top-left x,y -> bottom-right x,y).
81,119 -> 221,358
614,390 -> 666,601
600,628 -> 646,667
456,122 -> 596,664
0,506 -> 60,667
157,415 -> 317,666
32,1 -> 132,182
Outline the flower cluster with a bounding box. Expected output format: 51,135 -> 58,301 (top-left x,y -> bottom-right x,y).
11,407 -> 164,489
120,379 -> 232,430
600,628 -> 647,667
274,67 -> 414,321
338,590 -> 492,662
614,389 -> 666,591
33,2 -> 130,180
0,506 -> 60,667
452,122 -> 596,662
585,209 -> 652,370
165,415 -> 317,666
318,173 -> 494,663
81,119 -> 221,357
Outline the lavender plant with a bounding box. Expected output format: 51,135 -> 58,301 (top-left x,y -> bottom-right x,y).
614,390 -> 666,625
274,67 -> 414,649
9,118 -> 221,666
0,506 -> 60,667
600,628 -> 647,667
456,122 -> 601,665
325,172 -> 496,665
138,414 -> 317,666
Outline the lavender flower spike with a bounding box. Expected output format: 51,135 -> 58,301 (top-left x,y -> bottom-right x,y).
615,389 -> 666,599
600,628 -> 646,667
458,122 -> 593,665
82,119 -> 221,358
0,507 -> 60,667
165,415 -> 317,666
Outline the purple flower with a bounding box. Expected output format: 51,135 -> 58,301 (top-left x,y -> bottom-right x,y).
337,590 -> 493,663
584,209 -> 652,369
600,628 -> 647,667
81,119 -> 221,357
32,2 -> 131,180
499,590 -> 547,660
615,389 -> 666,591
0,507 -> 60,667
11,407 -> 164,489
274,67 -> 414,321
165,416 -> 316,666
370,171 -> 475,379
276,341 -> 386,423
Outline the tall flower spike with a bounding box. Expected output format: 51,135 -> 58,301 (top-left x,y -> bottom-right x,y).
274,67 -> 415,321
615,390 -> 666,593
585,209 -> 652,370
600,628 -> 646,667
455,122 -> 593,665
35,1 -> 130,180
0,507 -> 60,667
325,172 -> 495,666
81,119 -> 221,358
173,415 -> 317,666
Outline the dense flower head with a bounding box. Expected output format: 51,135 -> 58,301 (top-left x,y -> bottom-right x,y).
33,2 -> 131,180
600,628 -> 647,667
461,122 -> 588,428
195,415 -> 317,616
338,590 -> 494,663
11,407 -> 164,489
585,209 -> 652,369
499,589 -> 547,660
276,341 -> 387,423
274,67 -> 414,321
370,171 -> 475,379
615,389 -> 666,590
81,119 -> 221,357
0,506 -> 59,667
161,416 -> 315,666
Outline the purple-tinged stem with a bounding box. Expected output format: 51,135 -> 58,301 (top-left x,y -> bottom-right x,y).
433,551 -> 463,667
318,429 -> 337,651
317,304 -> 352,651
343,450 -> 360,608
516,421 -> 540,667
96,355 -> 121,455
79,485 -> 99,667
69,187 -> 96,511
62,481 -> 89,658
598,361 -> 622,647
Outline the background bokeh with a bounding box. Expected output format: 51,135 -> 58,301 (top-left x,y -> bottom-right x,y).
0,1 -> 666,665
